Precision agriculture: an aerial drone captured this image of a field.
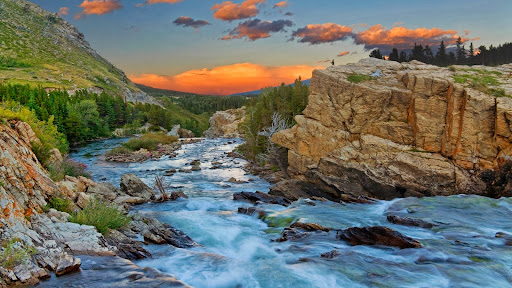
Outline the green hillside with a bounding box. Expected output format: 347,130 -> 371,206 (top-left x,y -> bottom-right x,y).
0,0 -> 153,103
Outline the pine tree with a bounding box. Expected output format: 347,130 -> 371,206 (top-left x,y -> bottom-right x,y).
369,49 -> 383,59
436,41 -> 448,66
389,48 -> 399,62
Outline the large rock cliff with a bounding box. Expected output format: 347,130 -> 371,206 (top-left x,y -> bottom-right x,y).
273,58 -> 512,200
204,107 -> 246,138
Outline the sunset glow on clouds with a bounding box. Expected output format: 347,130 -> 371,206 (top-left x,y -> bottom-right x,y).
273,1 -> 287,8
354,24 -> 464,50
75,0 -> 122,19
221,19 -> 293,41
39,0 -> 505,95
58,7 -> 69,16
211,0 -> 265,22
291,23 -> 353,44
130,63 -> 321,95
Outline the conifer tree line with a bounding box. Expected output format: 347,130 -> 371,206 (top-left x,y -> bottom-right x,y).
369,38 -> 512,66
0,84 -> 230,144
239,79 -> 309,162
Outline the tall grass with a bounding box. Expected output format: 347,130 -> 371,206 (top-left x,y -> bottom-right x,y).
69,198 -> 130,235
121,133 -> 178,151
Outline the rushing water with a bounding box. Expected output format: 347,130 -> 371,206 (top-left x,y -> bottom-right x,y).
57,138 -> 512,288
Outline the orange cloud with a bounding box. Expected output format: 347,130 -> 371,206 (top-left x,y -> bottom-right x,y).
291,23 -> 353,44
137,0 -> 183,6
75,0 -> 122,19
130,63 -> 320,95
211,0 -> 265,22
58,7 -> 69,16
354,24 -> 463,50
273,1 -> 287,8
221,19 -> 292,41
337,51 -> 350,57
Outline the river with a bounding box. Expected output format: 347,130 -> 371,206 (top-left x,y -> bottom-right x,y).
40,138 -> 512,288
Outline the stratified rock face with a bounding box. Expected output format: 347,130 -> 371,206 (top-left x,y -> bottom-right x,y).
273,58 -> 512,200
204,107 -> 246,138
0,121 -> 58,231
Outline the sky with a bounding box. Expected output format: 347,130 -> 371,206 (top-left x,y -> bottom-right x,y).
31,0 -> 512,95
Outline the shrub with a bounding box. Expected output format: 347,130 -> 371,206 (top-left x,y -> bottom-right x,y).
70,198 -> 130,235
0,239 -> 37,269
106,146 -> 131,156
44,196 -> 73,213
122,133 -> 177,151
47,158 -> 90,182
347,73 -> 374,83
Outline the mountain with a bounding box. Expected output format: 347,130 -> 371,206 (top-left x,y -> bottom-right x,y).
136,83 -> 211,98
231,79 -> 311,96
0,0 -> 155,104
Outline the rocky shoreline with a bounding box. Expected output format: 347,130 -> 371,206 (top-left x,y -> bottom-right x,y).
0,121 -> 195,286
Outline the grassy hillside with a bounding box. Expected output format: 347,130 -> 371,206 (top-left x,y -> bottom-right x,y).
0,0 -> 153,103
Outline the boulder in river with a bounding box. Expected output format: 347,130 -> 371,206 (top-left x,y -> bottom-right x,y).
233,191 -> 292,206
387,215 -> 434,228
337,226 -> 422,249
320,250 -> 341,259
237,207 -> 267,218
120,174 -> 155,200
290,222 -> 331,232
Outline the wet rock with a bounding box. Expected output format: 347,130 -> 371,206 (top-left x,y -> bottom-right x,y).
387,215 -> 434,228
237,207 -> 266,218
290,222 -> 331,232
166,169 -> 177,173
210,165 -> 221,170
55,255 -> 81,276
228,177 -> 246,184
129,215 -> 198,248
337,226 -> 422,249
120,174 -> 154,200
274,228 -> 310,242
169,191 -> 188,201
233,191 -> 292,206
106,230 -> 151,260
227,151 -> 244,159
495,232 -> 512,246
321,250 -> 341,259
191,166 -> 201,171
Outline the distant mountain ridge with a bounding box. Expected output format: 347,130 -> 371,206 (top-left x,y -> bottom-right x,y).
231,79 -> 311,96
0,0 -> 156,104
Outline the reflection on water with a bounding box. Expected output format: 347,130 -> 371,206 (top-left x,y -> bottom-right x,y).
60,138 -> 512,288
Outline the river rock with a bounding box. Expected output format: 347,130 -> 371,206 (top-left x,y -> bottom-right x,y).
337,226 -> 422,249
169,191 -> 188,201
233,191 -> 292,206
178,128 -> 195,138
55,255 -> 81,276
237,207 -> 266,218
129,215 -> 198,248
106,230 -> 152,260
228,177 -> 246,184
86,182 -> 119,202
274,228 -> 310,242
320,250 -> 341,259
290,222 -> 331,232
120,174 -> 154,200
387,215 -> 434,228
272,58 -> 512,200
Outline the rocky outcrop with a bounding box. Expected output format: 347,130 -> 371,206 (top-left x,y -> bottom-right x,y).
273,58 -> 512,200
0,122 -> 194,286
204,107 -> 246,138
120,174 -> 155,201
